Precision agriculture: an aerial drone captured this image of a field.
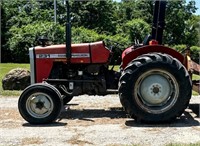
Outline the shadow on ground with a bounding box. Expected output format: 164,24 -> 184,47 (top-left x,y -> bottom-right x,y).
59,106 -> 127,120
60,103 -> 200,127
125,104 -> 200,127
23,103 -> 200,127
23,122 -> 67,127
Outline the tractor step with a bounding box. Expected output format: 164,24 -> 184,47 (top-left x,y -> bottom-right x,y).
106,89 -> 118,94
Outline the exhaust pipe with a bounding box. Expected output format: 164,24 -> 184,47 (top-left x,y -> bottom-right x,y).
66,0 -> 71,63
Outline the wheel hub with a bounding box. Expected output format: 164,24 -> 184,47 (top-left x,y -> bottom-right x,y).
26,93 -> 54,118
134,69 -> 179,114
152,85 -> 160,94
139,74 -> 171,106
35,100 -> 45,110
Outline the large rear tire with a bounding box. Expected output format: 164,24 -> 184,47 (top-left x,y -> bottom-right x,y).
18,83 -> 63,124
119,53 -> 192,123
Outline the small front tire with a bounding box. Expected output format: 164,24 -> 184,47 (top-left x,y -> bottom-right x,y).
18,83 -> 63,124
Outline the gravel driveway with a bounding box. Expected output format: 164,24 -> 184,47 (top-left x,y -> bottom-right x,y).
0,95 -> 200,146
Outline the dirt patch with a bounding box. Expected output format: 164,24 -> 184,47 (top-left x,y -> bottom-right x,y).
0,109 -> 22,128
0,109 -> 21,120
21,137 -> 44,145
68,134 -> 94,146
0,95 -> 200,146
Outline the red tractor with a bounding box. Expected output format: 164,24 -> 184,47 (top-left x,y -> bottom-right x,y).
18,0 -> 199,124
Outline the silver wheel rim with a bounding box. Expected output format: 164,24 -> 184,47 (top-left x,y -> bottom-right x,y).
134,69 -> 179,114
26,92 -> 54,118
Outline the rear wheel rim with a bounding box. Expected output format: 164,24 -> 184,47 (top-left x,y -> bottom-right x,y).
134,69 -> 179,114
26,92 -> 54,118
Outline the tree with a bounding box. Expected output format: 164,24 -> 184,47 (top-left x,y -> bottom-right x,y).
192,15 -> 200,46
123,19 -> 151,43
8,22 -> 65,62
1,0 -> 199,63
164,0 -> 197,45
117,0 -> 153,24
1,0 -> 56,62
70,0 -> 117,34
117,0 -> 198,46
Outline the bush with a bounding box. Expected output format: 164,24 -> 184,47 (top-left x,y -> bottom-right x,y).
8,21 -> 65,63
72,27 -> 131,64
104,34 -> 131,65
122,19 -> 151,43
7,21 -> 132,64
72,27 -> 105,43
172,45 -> 187,52
71,26 -> 131,53
190,46 -> 200,63
172,45 -> 200,63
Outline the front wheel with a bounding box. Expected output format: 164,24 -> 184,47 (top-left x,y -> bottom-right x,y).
119,53 -> 192,123
18,83 -> 63,124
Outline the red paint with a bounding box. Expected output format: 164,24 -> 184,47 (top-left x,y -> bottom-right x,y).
35,45 -> 66,82
35,59 -> 54,83
90,42 -> 110,63
122,45 -> 184,69
71,43 -> 90,63
34,41 -> 110,83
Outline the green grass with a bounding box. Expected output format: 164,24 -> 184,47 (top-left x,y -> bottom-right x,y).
192,74 -> 200,80
109,65 -> 120,71
192,74 -> 200,96
0,63 -> 30,96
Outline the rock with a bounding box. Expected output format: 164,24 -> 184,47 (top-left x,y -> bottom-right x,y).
2,68 -> 30,90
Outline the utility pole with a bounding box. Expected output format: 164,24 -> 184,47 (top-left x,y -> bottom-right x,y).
54,0 -> 57,23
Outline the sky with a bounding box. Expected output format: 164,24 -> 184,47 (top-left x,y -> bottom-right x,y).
115,0 -> 200,15
189,0 -> 200,15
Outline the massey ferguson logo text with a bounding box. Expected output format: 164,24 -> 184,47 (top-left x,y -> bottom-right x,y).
36,53 -> 90,59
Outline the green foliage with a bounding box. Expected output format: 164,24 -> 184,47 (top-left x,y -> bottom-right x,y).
72,27 -> 131,64
70,0 -> 117,34
104,34 -> 131,64
172,45 -> 187,52
117,0 -> 153,23
123,19 -> 151,43
1,0 -> 200,63
7,22 -> 65,62
172,45 -> 200,63
190,46 -> 200,63
192,15 -> 200,46
164,0 -> 198,45
72,27 -> 105,43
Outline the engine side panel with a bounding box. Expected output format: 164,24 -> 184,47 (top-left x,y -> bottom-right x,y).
31,41 -> 110,83
121,45 -> 184,69
71,43 -> 90,63
90,42 -> 111,63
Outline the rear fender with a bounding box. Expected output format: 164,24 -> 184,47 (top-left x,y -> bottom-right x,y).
121,45 -> 184,69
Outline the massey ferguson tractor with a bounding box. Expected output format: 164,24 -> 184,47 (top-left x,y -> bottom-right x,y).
18,0 -> 200,124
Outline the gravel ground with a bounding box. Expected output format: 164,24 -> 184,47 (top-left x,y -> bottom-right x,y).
1,95 -> 200,146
